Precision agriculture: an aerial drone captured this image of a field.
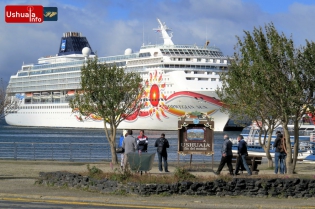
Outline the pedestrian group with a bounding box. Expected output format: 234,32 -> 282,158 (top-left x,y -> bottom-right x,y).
118,130 -> 287,175
118,129 -> 170,173
215,132 -> 287,176
215,134 -> 252,176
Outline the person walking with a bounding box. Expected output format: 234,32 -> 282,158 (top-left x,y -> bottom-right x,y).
214,134 -> 234,175
273,133 -> 287,174
137,130 -> 148,153
122,129 -> 137,171
155,133 -> 170,173
234,135 -> 252,176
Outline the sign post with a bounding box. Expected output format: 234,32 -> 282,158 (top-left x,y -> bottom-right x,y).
177,114 -> 214,169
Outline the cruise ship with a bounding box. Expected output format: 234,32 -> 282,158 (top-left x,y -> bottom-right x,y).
5,19 -> 230,131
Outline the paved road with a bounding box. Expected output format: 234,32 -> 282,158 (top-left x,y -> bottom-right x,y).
0,199 -> 185,209
0,199 -> 119,209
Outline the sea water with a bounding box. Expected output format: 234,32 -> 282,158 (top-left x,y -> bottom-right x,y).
0,119 -> 241,162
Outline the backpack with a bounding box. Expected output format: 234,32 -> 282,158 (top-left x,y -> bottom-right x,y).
277,138 -> 285,153
157,138 -> 165,153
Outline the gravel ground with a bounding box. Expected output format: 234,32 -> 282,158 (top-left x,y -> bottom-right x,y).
0,159 -> 314,208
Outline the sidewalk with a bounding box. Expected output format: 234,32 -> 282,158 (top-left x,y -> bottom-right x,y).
0,159 -> 315,208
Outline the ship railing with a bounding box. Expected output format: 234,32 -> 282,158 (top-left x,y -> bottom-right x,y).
22,54 -> 136,72
0,142 -> 213,163
140,44 -> 221,51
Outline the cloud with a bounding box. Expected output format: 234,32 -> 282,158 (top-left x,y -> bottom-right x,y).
272,3 -> 315,47
1,0 -> 315,87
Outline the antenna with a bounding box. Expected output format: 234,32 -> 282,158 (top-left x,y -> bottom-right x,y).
204,25 -> 210,48
206,25 -> 208,42
142,24 -> 144,47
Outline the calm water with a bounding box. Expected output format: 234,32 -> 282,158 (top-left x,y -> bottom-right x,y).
0,119 -> 241,162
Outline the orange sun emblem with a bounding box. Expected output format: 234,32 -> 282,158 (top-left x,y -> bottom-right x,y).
142,70 -> 168,121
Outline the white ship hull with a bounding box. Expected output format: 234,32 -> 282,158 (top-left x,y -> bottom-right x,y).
5,90 -> 229,131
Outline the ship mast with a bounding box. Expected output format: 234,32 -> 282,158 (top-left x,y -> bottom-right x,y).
153,18 -> 174,46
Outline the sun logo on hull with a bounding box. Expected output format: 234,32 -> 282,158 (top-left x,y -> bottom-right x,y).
141,70 -> 169,121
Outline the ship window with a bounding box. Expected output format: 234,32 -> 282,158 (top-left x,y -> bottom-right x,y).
139,52 -> 151,57
211,78 -> 216,81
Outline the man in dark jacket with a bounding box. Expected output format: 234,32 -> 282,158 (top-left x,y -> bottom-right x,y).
214,134 -> 234,175
154,133 -> 170,172
234,135 -> 252,175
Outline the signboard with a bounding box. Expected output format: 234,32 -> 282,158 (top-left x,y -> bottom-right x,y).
178,117 -> 214,155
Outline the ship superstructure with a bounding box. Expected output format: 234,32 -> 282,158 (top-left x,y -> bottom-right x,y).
5,19 -> 230,131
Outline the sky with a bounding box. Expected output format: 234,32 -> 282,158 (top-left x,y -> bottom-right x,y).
1,0 -> 315,87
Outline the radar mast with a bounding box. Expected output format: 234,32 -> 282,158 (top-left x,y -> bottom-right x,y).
153,18 -> 174,46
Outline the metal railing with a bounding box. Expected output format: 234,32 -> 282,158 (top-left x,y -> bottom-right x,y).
0,142 -> 215,162
0,142 -> 109,161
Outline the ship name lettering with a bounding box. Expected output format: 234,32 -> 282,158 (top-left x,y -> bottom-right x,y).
196,105 -> 208,109
168,105 -> 195,109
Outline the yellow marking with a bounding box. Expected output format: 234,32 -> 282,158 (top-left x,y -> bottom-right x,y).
44,12 -> 51,17
49,12 -> 57,17
0,197 -> 186,209
44,11 -> 57,18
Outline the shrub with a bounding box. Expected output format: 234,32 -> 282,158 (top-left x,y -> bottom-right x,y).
174,167 -> 196,181
109,167 -> 133,182
87,164 -> 103,178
